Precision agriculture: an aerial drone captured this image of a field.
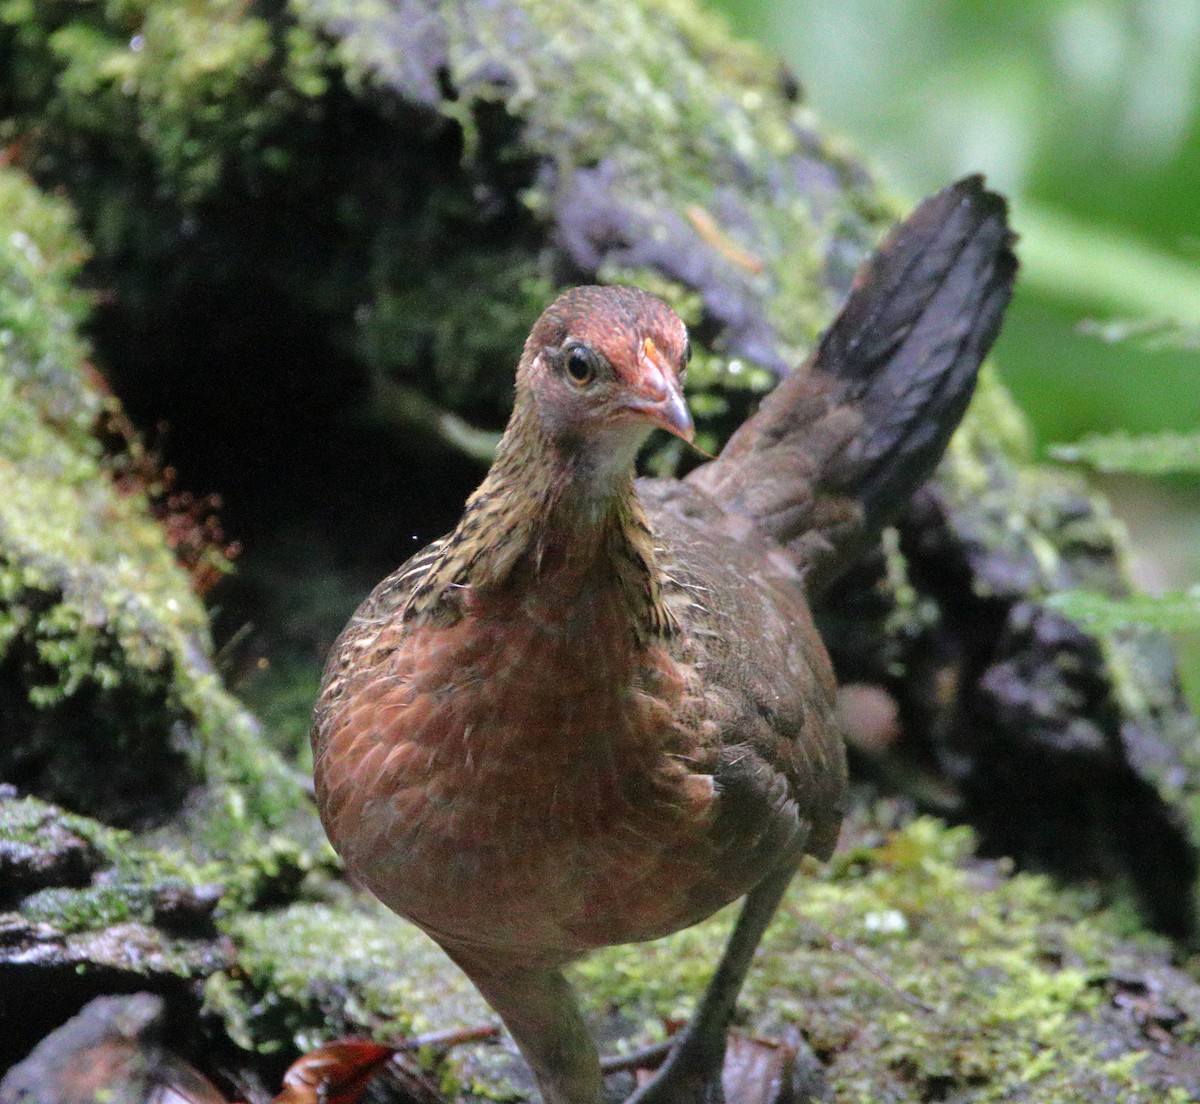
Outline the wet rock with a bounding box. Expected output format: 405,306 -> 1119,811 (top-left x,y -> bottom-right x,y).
0,792 -> 233,1070
0,993 -> 226,1104
0,792 -> 105,906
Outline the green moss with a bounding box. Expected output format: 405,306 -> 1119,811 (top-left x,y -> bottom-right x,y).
0,791 -> 332,994
431,1 -> 773,186
0,791 -> 121,854
578,819 -> 1174,1103
0,165 -> 309,861
19,882 -> 145,931
0,168 -> 192,705
203,820 -> 1188,1101
209,896 -> 695,1094
3,0 -> 332,203
0,173 -> 97,450
360,251 -> 555,414
958,365 -> 1038,465
207,900 -> 487,1054
3,794 -> 213,917
460,0 -> 867,344
937,367 -> 1138,605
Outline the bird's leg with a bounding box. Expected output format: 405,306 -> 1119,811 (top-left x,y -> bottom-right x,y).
447,950 -> 605,1104
625,868 -> 795,1104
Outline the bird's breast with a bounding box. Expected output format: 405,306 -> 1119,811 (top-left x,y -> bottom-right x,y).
313,575 -> 723,962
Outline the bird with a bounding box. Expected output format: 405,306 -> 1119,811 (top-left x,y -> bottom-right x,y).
312,176 -> 1016,1104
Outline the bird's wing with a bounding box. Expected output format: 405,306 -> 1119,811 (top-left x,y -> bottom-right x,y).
641,479 -> 848,866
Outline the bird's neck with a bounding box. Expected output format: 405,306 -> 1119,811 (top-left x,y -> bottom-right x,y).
405,398 -> 676,642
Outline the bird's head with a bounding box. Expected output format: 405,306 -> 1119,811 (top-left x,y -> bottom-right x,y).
516,287 -> 694,475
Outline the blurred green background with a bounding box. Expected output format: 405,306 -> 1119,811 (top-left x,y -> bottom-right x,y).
711,0 -> 1200,678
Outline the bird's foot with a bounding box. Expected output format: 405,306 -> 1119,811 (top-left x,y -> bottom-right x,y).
623,1028 -> 726,1104
620,1028 -> 829,1104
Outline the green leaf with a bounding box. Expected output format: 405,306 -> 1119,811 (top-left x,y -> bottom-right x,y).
1050,431 -> 1200,476
1046,589 -> 1200,634
1018,204 -> 1200,327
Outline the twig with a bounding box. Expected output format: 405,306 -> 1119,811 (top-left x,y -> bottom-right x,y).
375,378 -> 501,464
798,916 -> 936,1015
393,1024 -> 501,1052
599,1038 -> 674,1076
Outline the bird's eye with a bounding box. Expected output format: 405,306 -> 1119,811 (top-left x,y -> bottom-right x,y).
681,337 -> 692,376
564,345 -> 598,387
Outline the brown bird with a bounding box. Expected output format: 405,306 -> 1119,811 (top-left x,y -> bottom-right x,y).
312,177 -> 1016,1104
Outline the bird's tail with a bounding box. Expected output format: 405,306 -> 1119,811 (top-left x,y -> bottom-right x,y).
688,175 -> 1017,594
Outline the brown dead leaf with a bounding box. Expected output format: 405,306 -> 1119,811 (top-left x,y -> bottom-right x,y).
272,1040 -> 396,1104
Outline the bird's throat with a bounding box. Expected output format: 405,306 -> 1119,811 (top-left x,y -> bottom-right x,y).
404,402 -> 676,643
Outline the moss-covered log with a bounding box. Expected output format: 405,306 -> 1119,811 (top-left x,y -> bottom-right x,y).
824,374 -> 1200,940
2,0 -> 1200,1098
0,165 -> 322,1080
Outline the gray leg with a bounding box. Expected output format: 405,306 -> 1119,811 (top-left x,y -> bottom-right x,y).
624,868 -> 795,1104
448,951 -> 605,1104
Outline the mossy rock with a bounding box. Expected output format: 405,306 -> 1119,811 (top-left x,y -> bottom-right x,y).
0,790 -> 230,1068
210,818 -> 1200,1103
823,372 -> 1200,939
0,164 -> 305,841
0,167 -> 323,1069
0,165 -> 201,826
0,0 -> 884,473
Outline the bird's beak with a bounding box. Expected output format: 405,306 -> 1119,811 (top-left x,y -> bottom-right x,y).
627,337 -> 695,442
